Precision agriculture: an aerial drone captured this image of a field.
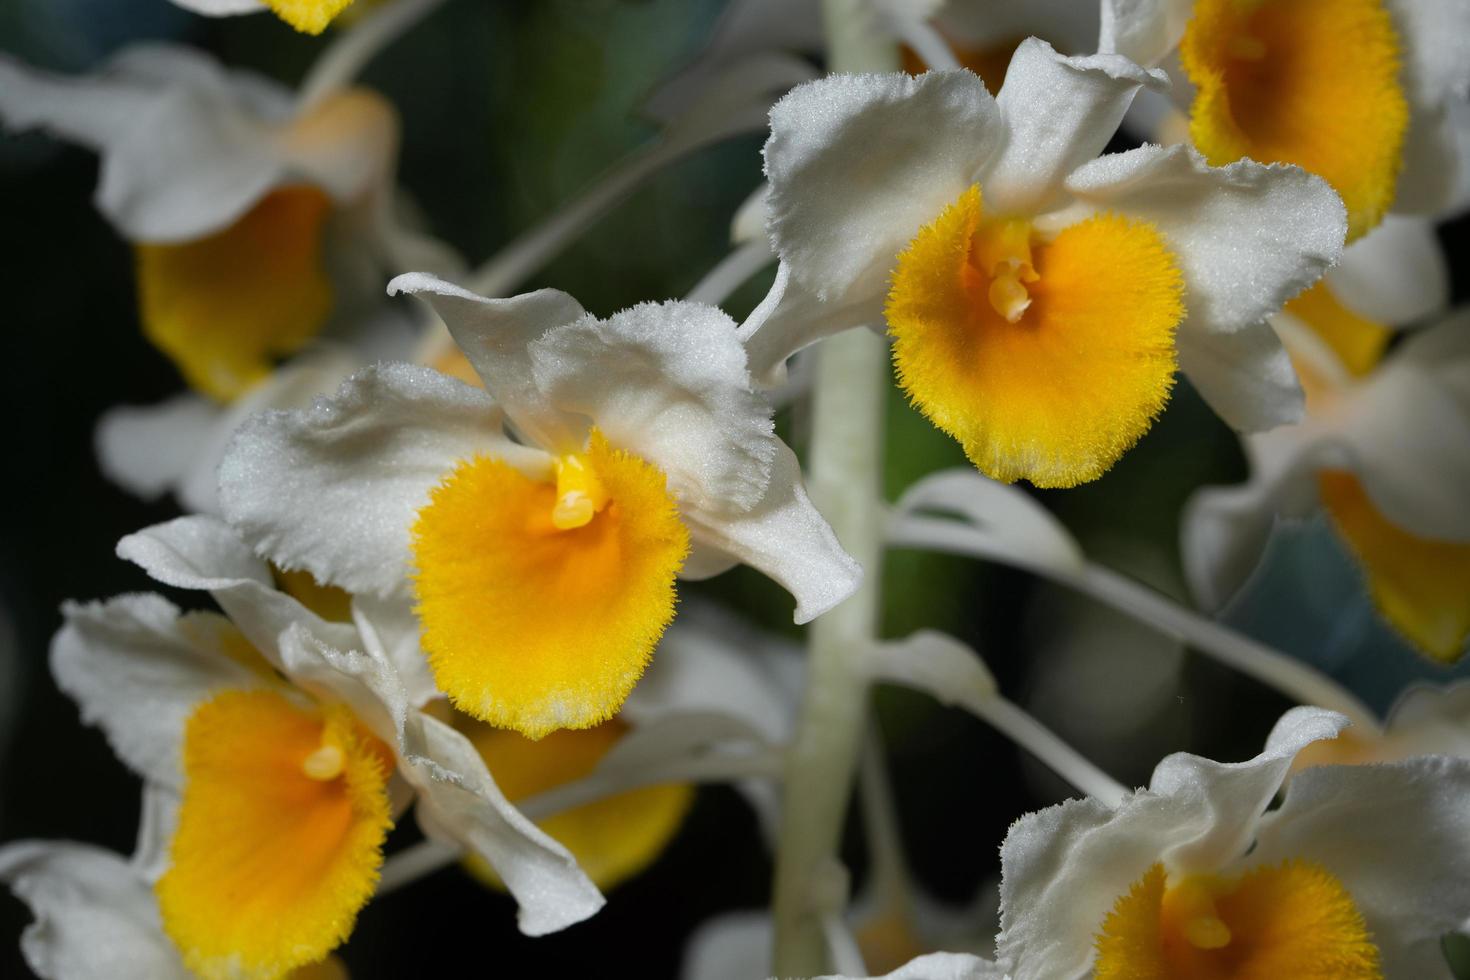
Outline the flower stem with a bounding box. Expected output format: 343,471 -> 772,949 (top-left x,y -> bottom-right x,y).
298,0 -> 448,110
769,7 -> 896,962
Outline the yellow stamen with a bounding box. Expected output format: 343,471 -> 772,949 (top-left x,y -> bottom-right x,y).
551,454 -> 609,531
302,743 -> 347,781
135,186 -> 334,402
1180,0 -> 1407,242
887,185 -> 1184,488
411,429 -> 689,739
157,690 -> 394,980
1096,861 -> 1382,978
264,0 -> 356,34
1320,469 -> 1470,663
458,717 -> 693,890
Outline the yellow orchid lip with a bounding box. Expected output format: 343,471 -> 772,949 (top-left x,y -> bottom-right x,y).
459,716 -> 694,891
886,184 -> 1184,488
1180,0 -> 1408,242
135,185 -> 334,403
1095,860 -> 1382,978
412,428 -> 689,739
156,689 -> 394,980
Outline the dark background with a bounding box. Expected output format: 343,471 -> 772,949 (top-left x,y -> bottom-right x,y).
2,0 -> 1467,976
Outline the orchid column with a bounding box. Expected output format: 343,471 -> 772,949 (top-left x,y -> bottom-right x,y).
769,1 -> 898,973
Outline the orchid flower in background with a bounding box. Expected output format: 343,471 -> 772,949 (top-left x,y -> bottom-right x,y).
997,707 -> 1470,978
218,276 -> 860,738
41,515 -> 603,977
1184,307 -> 1470,662
0,36 -> 460,514
1100,0 -> 1470,240
748,41 -> 1346,487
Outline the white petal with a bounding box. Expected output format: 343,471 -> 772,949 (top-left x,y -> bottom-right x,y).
116,515 -> 360,665
1147,706 -> 1349,871
0,49 -> 287,241
1177,316 -> 1305,431
168,0 -> 266,15
681,443 -> 862,624
1327,216 -> 1450,326
680,910 -> 774,980
996,706 -> 1348,980
1098,0 -> 1194,67
1064,144 -> 1347,339
821,952 -> 1010,980
740,262 -> 885,389
1340,314 -> 1470,540
218,362 -> 538,597
764,70 -> 1002,303
980,38 -> 1167,215
94,394 -> 219,502
388,273 -> 588,452
275,625 -> 605,935
50,595 -> 260,789
174,346 -> 363,515
998,791 -> 1182,980
1179,429 -> 1329,610
351,594 -> 440,709
1386,0 -> 1470,109
0,840 -> 189,980
623,613 -> 797,744
1383,681 -> 1470,758
1394,101 -> 1470,216
1253,756 -> 1470,979
889,469 -> 1085,578
531,300 -> 777,514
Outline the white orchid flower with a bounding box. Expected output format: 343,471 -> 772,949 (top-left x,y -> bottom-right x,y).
996,706 -> 1470,978
1100,0 -> 1470,240
169,0 -> 357,35
218,275 -> 860,739
0,44 -> 430,405
747,41 -> 1347,487
818,952 -> 1009,980
1183,307 -> 1470,661
1295,681 -> 1470,770
49,515 -> 602,978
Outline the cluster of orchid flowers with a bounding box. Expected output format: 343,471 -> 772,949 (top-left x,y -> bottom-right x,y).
2,0 -> 1469,977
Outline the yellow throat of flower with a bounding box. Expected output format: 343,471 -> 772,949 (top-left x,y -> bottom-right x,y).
1095,860 -> 1383,978
411,429 -> 689,739
156,689 -> 394,980
1319,469 -> 1470,663
1180,0 -> 1408,242
458,716 -> 693,891
135,185 -> 334,403
886,185 -> 1184,488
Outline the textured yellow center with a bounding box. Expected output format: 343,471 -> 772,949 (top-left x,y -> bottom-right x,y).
458,717 -> 693,890
265,0 -> 356,34
411,429 -> 689,739
1180,0 -> 1407,242
135,186 -> 334,402
887,185 -> 1184,488
156,689 -> 394,980
1320,469 -> 1470,663
1096,861 -> 1382,978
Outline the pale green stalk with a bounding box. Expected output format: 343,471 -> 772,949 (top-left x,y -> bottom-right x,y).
769,6 -> 898,972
